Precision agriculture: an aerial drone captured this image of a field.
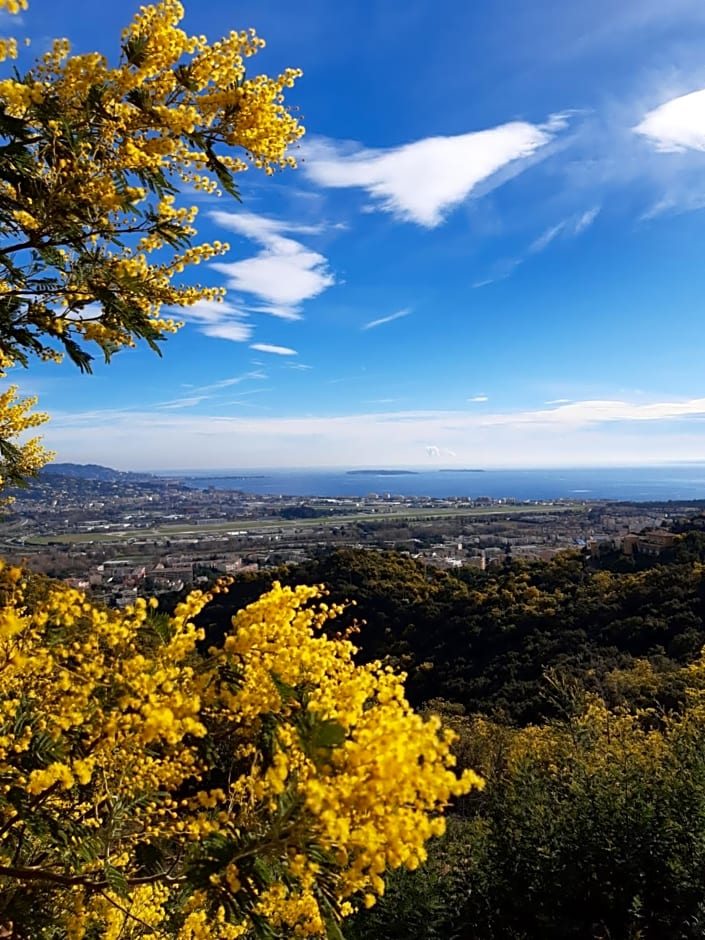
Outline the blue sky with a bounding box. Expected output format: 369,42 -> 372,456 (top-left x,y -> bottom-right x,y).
9,0 -> 705,469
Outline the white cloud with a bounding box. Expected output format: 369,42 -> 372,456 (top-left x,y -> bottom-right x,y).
250,343 -> 298,356
45,394 -> 705,469
553,89 -> 705,218
201,321 -> 252,343
425,445 -> 457,458
209,211 -> 335,320
212,250 -> 330,307
468,395 -> 489,403
303,118 -> 567,227
171,298 -> 230,323
362,308 -> 411,330
210,212 -> 324,242
170,298 -> 252,344
481,397 -> 705,427
635,88 -> 705,152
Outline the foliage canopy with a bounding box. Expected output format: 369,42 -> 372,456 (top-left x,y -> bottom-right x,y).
0,0 -> 303,372
215,545 -> 705,721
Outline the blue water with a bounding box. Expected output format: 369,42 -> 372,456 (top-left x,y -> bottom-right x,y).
168,466 -> 705,502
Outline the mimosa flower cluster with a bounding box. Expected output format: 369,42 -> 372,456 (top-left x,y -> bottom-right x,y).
0,567 -> 481,936
0,353 -> 52,503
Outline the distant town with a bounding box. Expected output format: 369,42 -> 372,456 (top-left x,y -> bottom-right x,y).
1,463 -> 702,607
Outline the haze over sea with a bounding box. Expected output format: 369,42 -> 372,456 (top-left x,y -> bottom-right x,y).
172,465 -> 705,502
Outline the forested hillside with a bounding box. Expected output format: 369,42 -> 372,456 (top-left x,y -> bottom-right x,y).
198,528 -> 705,723
189,522 -> 705,938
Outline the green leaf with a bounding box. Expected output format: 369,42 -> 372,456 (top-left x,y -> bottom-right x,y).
204,147 -> 241,201
311,719 -> 346,751
75,833 -> 103,864
270,671 -> 298,705
28,729 -> 66,768
60,334 -> 94,373
174,64 -> 198,92
321,903 -> 346,940
148,612 -> 175,646
122,34 -> 150,68
103,863 -> 129,898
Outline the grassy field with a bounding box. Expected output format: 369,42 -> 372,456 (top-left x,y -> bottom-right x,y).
23,502 -> 582,546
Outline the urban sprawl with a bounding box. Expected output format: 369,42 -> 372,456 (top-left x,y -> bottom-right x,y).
1,466 -> 699,607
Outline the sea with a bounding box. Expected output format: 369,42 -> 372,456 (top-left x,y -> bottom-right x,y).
169,465 -> 705,503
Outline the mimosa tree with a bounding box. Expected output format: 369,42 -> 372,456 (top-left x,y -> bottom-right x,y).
0,3 -> 481,937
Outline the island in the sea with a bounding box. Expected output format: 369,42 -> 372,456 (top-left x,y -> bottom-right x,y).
346,469 -> 419,476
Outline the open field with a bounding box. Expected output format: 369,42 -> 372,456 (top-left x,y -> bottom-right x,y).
22,502 -> 582,546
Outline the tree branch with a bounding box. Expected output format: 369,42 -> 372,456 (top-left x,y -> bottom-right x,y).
0,864 -> 186,890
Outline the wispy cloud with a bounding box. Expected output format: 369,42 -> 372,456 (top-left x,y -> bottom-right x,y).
529,222 -> 566,254
209,211 -> 335,321
462,82 -> 705,272
0,9 -> 24,25
204,371 -> 267,391
574,206 -> 601,233
558,86 -> 705,218
170,298 -> 252,344
475,206 -> 600,287
467,394 -> 489,403
247,305 -> 303,322
362,308 -> 411,330
211,213 -> 324,241
303,116 -> 568,228
202,322 -> 253,343
426,445 -> 458,458
159,395 -> 211,410
482,397 -> 705,427
154,371 -> 267,411
46,394 -> 705,470
473,260 -> 522,289
531,208 -> 601,251
250,343 -> 298,356
635,88 -> 705,152
538,0 -> 705,64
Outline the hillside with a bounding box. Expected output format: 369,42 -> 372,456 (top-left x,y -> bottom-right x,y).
41,462 -> 158,483
198,527 -> 705,722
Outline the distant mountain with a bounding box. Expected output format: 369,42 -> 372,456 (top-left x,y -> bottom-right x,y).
41,463 -> 157,483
